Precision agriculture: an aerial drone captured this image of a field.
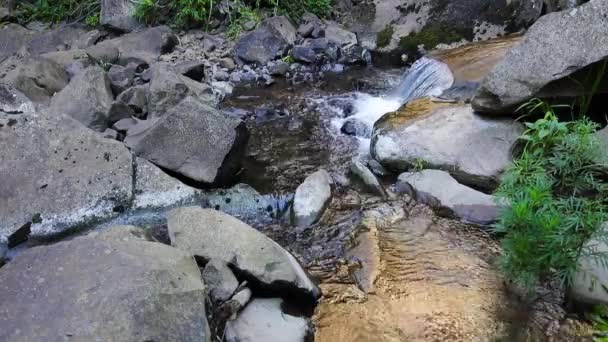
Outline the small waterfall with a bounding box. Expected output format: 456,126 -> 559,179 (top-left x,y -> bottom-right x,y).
390,57 -> 454,103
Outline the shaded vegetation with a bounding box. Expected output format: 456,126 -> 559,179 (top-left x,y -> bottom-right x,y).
17,0 -> 100,25
399,24 -> 465,54
376,25 -> 394,48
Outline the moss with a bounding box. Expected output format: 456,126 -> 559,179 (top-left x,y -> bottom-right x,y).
398,24 -> 465,54
376,25 -> 395,48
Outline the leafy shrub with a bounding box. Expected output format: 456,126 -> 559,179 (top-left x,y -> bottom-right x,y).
17,0 -> 100,24
495,99 -> 608,293
226,2 -> 262,40
376,25 -> 394,48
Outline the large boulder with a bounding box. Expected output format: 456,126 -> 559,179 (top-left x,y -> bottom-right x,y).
0,113 -> 133,244
292,170 -> 333,229
168,207 -> 321,301
397,170 -> 500,225
473,0 -> 608,114
371,101 -> 523,190
573,231 -> 608,305
125,96 -> 247,184
49,66 -> 114,131
1,57 -> 69,104
0,24 -> 34,61
0,236 -> 211,342
94,26 -> 178,65
101,0 -> 143,32
234,16 -> 296,65
225,298 -> 313,342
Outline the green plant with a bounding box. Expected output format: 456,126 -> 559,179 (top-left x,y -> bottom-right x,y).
495,99 -> 608,294
376,25 -> 394,48
135,0 -> 214,27
85,13 -> 99,26
587,305 -> 608,341
412,158 -> 426,172
281,55 -> 295,64
17,0 -> 100,24
226,2 -> 262,40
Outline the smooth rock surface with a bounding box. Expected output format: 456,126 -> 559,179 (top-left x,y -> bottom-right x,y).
202,259 -> 239,303
94,26 -> 178,65
351,159 -> 386,197
168,207 -> 321,300
235,16 -> 296,65
397,170 -> 499,225
293,170 -> 333,229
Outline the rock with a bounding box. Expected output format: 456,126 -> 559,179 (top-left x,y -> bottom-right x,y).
219,57 -> 236,71
117,85 -> 148,114
214,70 -> 230,82
102,128 -> 118,139
351,159 -> 386,197
133,157 -> 200,210
101,0 -> 143,32
0,113 -> 132,244
573,230 -> 608,305
147,65 -> 216,119
0,242 -> 6,266
108,101 -> 136,123
174,60 -> 206,81
293,170 -> 332,229
202,259 -> 239,303
439,81 -> 480,102
298,22 -> 315,38
211,81 -> 234,100
268,60 -> 289,76
217,287 -> 252,321
292,45 -> 317,64
49,66 -> 114,132
0,236 -> 211,341
94,26 -> 178,65
0,24 -> 34,61
39,50 -> 95,79
2,57 -> 69,104
112,117 -> 139,132
397,170 -> 500,225
108,64 -> 136,95
235,16 -> 296,65
203,183 -> 289,222
225,298 -> 313,342
168,207 -> 321,300
0,84 -> 34,114
340,118 -> 371,138
371,102 -> 523,190
89,225 -> 150,242
472,0 -> 608,114
125,96 -> 247,184
324,22 -> 358,46
25,25 -> 87,55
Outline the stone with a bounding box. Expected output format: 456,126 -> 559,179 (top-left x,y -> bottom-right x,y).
174,60 -> 206,81
202,259 -> 239,303
0,24 -> 34,61
397,170 -> 500,225
168,207 -> 321,300
340,118 -> 371,138
472,0 -> 608,114
351,159 -> 387,197
371,103 -> 523,190
292,45 -> 317,64
0,113 -> 132,244
94,26 -> 178,65
324,22 -> 358,46
108,101 -> 136,124
101,0 -> 143,32
235,16 -> 296,65
89,225 -> 150,242
125,96 -> 247,184
219,57 -> 236,71
293,169 -> 333,229
147,65 -> 216,119
25,25 -> 87,55
39,50 -> 93,71
117,85 -> 148,114
0,236 -> 211,341
268,60 -> 289,76
298,22 -> 315,38
49,66 -> 114,132
0,83 -> 34,114
2,57 -> 69,104
102,128 -> 118,139
112,117 -> 139,132
0,242 -> 6,266
108,63 -> 136,95
133,157 -> 200,210
573,230 -> 608,305
265,16 -> 297,45
225,298 -> 313,342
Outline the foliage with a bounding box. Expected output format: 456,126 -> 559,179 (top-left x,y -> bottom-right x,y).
281,55 -> 294,64
135,0 -> 213,27
569,59 -> 608,119
587,305 -> 608,341
399,24 -> 464,54
85,13 -> 99,26
17,0 -> 100,24
376,25 -> 394,48
226,2 -> 262,40
494,99 -> 608,293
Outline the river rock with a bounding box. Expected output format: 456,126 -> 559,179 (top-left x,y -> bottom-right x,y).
572,230 -> 608,305
2,57 -> 69,104
268,60 -> 290,76
351,159 -> 386,197
225,298 -> 313,342
168,207 -> 321,300
324,22 -> 358,46
473,0 -> 608,114
0,236 -> 211,342
101,0 -> 143,32
94,26 -> 178,65
235,16 -> 296,65
0,83 -> 34,114
126,97 -> 247,184
174,60 -> 207,80
0,113 -> 133,244
397,170 -> 499,225
49,66 -> 114,132
202,259 -> 239,303
371,103 -> 523,190
293,169 -> 333,229
341,117 -> 371,137
292,45 -> 317,64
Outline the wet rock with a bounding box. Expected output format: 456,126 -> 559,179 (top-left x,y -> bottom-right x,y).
49,66 -> 113,132
174,60 -> 206,81
204,183 -> 289,222
101,0 -> 143,32
168,207 -> 321,300
211,81 -> 234,100
203,259 -> 239,303
371,103 -> 523,190
147,65 -> 216,119
2,57 -> 69,104
268,60 -> 290,76
351,159 -> 387,197
440,81 -> 479,102
125,96 -> 247,184
397,170 -> 499,225
108,63 -> 136,95
0,84 -> 34,114
225,298 -> 313,342
0,236 -> 211,341
340,118 -> 371,137
324,22 -> 358,46
94,26 -> 178,65
473,0 -> 608,114
292,45 -> 317,64
293,169 -> 332,229
573,230 -> 608,305
235,16 -> 296,65
117,85 -> 148,114
0,113 -> 132,243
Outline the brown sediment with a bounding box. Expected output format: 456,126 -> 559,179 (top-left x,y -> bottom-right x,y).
374,97 -> 459,133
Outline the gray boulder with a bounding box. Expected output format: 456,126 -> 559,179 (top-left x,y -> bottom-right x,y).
0,236 -> 211,342
49,66 -> 114,132
168,207 -> 321,300
292,169 -> 332,229
101,0 -> 143,32
351,159 -> 386,197
265,16 -> 297,45
225,298 -> 313,342
0,113 -> 133,244
324,22 -> 358,46
2,57 -> 68,104
292,45 -> 317,64
572,230 -> 608,305
117,85 -> 148,115
202,259 -> 239,303
94,26 -> 178,65
0,24 -> 35,61
397,170 -> 499,225
340,117 -> 371,137
473,0 -> 608,114
108,63 -> 136,95
235,16 -> 296,65
125,96 -> 247,184
371,104 -> 523,190
0,83 -> 34,114
268,60 -> 290,76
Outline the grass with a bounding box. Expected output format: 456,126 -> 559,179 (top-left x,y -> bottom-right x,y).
17,0 -> 100,25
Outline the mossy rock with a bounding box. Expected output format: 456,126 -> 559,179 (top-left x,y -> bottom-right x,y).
399,24 -> 467,55
376,25 -> 394,48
